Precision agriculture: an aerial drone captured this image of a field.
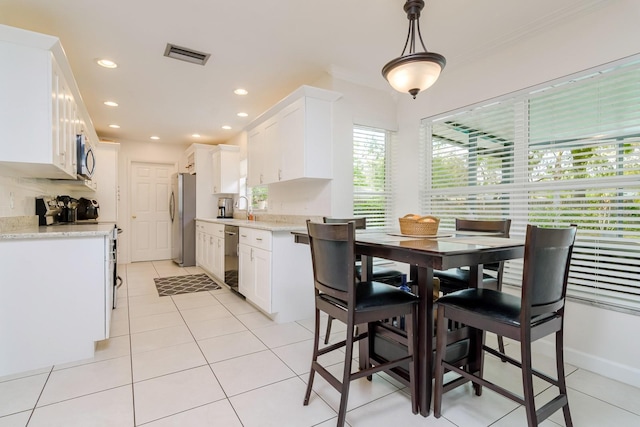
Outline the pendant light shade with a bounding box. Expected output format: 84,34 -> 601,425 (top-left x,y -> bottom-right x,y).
382,0 -> 446,99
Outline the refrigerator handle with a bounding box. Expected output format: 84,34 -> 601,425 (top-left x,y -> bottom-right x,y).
169,191 -> 175,222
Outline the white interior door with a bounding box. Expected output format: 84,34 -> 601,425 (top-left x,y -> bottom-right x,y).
130,162 -> 173,262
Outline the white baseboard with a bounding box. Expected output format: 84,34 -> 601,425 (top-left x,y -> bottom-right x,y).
535,339 -> 640,389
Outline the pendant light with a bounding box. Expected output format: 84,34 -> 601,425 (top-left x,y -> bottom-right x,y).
382,0 -> 446,99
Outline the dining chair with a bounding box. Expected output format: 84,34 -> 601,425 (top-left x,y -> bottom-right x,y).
434,218 -> 511,354
303,220 -> 419,427
322,217 -> 403,344
433,224 -> 577,427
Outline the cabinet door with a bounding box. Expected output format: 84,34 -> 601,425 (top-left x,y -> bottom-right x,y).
211,235 -> 225,280
196,229 -> 205,267
247,127 -> 264,187
211,150 -> 222,194
51,59 -> 61,169
206,234 -> 216,274
251,247 -> 272,312
212,148 -> 240,194
238,243 -> 253,298
263,119 -> 281,183
279,99 -> 305,181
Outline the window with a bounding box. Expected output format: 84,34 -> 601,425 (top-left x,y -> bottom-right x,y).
353,125 -> 395,229
421,58 -> 640,313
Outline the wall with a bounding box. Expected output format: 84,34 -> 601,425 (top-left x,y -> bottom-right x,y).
394,0 -> 640,387
116,139 -> 188,264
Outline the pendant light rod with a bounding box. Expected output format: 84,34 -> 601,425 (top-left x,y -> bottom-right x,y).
401,0 -> 427,55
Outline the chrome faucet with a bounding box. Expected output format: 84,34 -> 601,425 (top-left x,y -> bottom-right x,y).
236,196 -> 250,219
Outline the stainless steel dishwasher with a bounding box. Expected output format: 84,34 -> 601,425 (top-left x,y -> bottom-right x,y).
224,225 -> 240,294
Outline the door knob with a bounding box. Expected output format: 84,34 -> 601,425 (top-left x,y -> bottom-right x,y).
132,215 -> 137,219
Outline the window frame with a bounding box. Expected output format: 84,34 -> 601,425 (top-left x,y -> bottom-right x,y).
420,55 -> 640,315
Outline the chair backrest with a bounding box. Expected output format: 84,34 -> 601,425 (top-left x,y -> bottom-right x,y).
521,224 -> 577,319
323,217 -> 366,262
323,217 -> 367,230
455,218 -> 511,237
307,220 -> 357,302
456,218 -> 511,272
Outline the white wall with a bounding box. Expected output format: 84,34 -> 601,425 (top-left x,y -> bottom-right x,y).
394,0 -> 640,387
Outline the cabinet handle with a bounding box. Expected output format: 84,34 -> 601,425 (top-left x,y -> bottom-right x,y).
260,173 -> 263,184
278,169 -> 282,181
255,238 -> 263,241
250,247 -> 254,261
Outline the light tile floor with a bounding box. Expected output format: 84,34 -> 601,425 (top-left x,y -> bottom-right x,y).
1,260 -> 640,426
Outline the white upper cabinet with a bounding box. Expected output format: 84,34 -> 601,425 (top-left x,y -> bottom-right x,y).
0,25 -> 98,180
246,86 -> 341,185
211,144 -> 240,194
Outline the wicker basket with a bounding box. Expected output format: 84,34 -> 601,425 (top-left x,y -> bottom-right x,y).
398,214 -> 440,235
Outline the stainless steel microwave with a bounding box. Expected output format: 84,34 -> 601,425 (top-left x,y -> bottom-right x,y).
76,134 -> 95,179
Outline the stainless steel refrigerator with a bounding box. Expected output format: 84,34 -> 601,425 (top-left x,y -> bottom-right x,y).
170,173 -> 196,266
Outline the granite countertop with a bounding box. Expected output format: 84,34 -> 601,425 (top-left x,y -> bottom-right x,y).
196,217 -> 308,232
0,223 -> 115,240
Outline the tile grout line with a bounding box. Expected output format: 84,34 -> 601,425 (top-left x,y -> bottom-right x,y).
125,264 -> 138,427
23,366 -> 54,426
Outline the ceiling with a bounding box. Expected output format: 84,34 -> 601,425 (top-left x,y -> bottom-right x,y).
0,0 -> 605,146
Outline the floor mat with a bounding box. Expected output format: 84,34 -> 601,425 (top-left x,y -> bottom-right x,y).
154,274 -> 221,297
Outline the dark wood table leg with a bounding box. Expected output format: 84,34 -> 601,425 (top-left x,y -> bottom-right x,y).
358,255 -> 373,371
414,265 -> 434,416
467,264 -> 484,394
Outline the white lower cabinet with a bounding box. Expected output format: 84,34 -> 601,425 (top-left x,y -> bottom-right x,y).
238,228 -> 273,313
195,221 -> 225,283
0,233 -> 113,377
238,226 -> 314,322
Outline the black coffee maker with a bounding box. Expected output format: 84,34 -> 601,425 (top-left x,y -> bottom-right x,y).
77,198 -> 100,220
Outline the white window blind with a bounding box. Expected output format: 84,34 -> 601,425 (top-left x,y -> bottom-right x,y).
353,125 -> 395,229
421,58 -> 640,313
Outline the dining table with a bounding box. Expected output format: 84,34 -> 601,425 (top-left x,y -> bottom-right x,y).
293,229 -> 525,416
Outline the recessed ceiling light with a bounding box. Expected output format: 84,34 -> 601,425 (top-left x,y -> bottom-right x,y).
192,134 -> 201,138
234,88 -> 248,95
221,125 -> 232,130
150,136 -> 160,140
97,59 -> 118,68
103,101 -> 118,107
108,124 -> 120,128
237,112 -> 248,117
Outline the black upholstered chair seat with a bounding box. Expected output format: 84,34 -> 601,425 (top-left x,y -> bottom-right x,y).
436,288 -> 555,328
322,281 -> 417,312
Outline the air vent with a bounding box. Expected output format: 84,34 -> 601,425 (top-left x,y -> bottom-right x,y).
163,43 -> 211,66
